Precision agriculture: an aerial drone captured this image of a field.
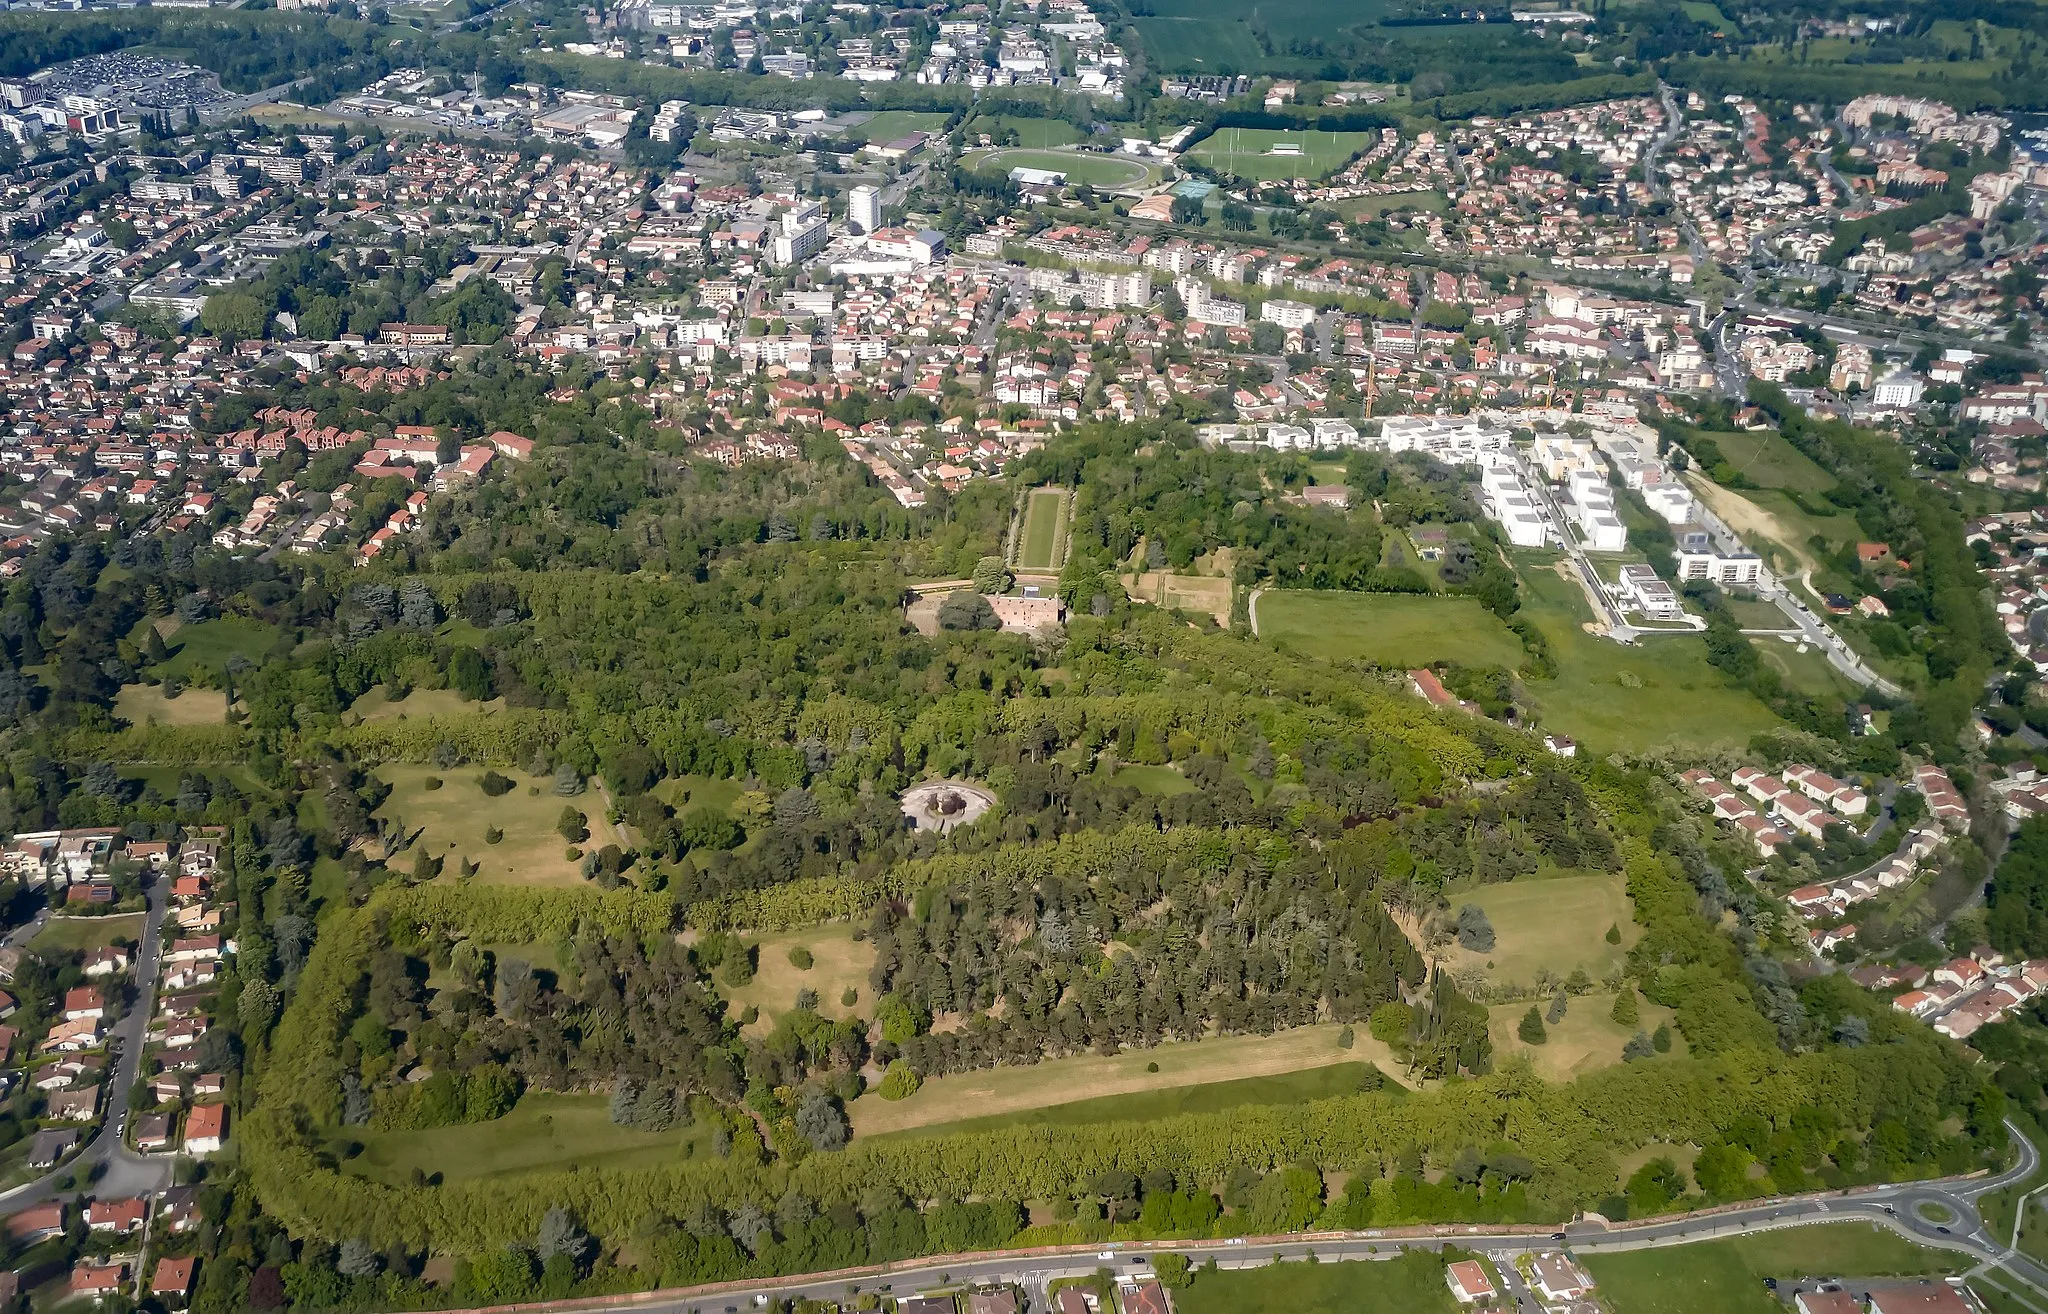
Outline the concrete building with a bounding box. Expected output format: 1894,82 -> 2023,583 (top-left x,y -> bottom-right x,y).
847,184 -> 883,235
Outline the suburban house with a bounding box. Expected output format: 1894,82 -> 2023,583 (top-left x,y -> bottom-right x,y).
47,1086 -> 99,1121
85,1196 -> 146,1233
185,1102 -> 227,1155
153,1254 -> 198,1303
69,1263 -> 126,1300
6,1201 -> 63,1241
1447,1259 -> 1499,1304
1529,1252 -> 1595,1303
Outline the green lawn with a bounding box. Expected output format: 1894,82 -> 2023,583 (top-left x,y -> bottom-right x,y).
1510,552 -> 1784,755
652,774 -> 744,817
716,924 -> 875,1034
1443,873 -> 1635,987
1583,1224 -> 1962,1314
1176,1252 -> 1457,1314
967,114 -> 1080,148
1258,592 -> 1526,670
1019,488 -> 1068,572
1112,764 -> 1196,796
114,683 -> 227,727
1694,427 -> 1837,496
30,914 -> 145,955
344,1092 -> 716,1186
1184,127 -> 1378,182
876,1062 -> 1388,1142
1752,636 -> 1863,701
154,616 -> 281,681
851,110 -> 949,142
374,764 -> 591,887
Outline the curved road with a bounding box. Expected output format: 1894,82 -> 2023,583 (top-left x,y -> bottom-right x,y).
0,871 -> 175,1210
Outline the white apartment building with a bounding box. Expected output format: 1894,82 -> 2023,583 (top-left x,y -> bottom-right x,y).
1677,550 -> 1763,587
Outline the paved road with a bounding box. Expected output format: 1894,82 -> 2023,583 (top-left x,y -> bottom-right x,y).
586,1123 -> 2046,1314
0,872 -> 175,1209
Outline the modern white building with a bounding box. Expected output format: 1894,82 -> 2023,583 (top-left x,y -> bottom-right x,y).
1872,369 -> 1926,408
1643,483 -> 1696,524
1677,550 -> 1763,587
847,184 -> 883,235
1259,298 -> 1317,330
1561,467 -> 1628,552
1479,454 -> 1550,548
771,200 -> 829,265
1617,563 -> 1684,619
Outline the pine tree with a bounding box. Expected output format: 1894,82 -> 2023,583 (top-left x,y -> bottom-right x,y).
1518,1006 -> 1547,1045
1611,990 -> 1640,1027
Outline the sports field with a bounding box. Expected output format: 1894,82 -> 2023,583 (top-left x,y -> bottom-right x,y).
849,1023 -> 1403,1137
966,114 -> 1080,148
1581,1224 -> 1960,1314
874,1061 -> 1387,1141
344,1091 -> 716,1187
1441,873 -> 1635,986
1257,591 -> 1526,670
970,148 -> 1155,188
1184,128 -> 1377,181
849,110 -> 950,141
1510,552 -> 1783,755
1018,487 -> 1069,571
373,764 -> 587,887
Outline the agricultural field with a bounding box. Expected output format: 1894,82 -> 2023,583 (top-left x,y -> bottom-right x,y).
1176,1252 -> 1459,1314
30,913 -> 145,956
1257,591 -> 1526,670
344,1092 -> 717,1187
714,924 -> 875,1034
1582,1224 -> 1961,1314
1510,553 -> 1784,755
1131,0 -> 1396,72
849,1023 -> 1403,1137
1018,487 -> 1070,571
965,114 -> 1081,148
874,1062 -> 1390,1141
372,764 -> 590,887
969,148 -> 1156,188
114,683 -> 227,727
1487,991 -> 1680,1080
1184,127 -> 1379,182
1440,872 -> 1636,987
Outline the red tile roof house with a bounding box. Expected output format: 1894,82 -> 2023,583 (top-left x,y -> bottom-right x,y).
1447,1258 -> 1498,1304
6,1201 -> 63,1241
153,1254 -> 197,1303
185,1102 -> 227,1154
69,1262 -> 125,1299
85,1196 -> 146,1233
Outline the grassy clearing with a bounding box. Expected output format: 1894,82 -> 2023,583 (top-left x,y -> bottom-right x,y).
1752,637 -> 1863,701
348,685 -> 506,720
1692,428 -> 1835,494
1441,873 -> 1635,986
967,114 -> 1080,148
1184,127 -> 1377,182
851,1024 -> 1404,1137
1176,1252 -> 1457,1314
30,914 -> 145,955
1112,764 -> 1196,795
374,764 -> 587,888
1582,1224 -> 1962,1314
652,774 -> 745,817
1258,591 -> 1525,670
873,1062 -> 1390,1142
344,1092 -> 716,1187
1124,571 -> 1233,626
717,925 -> 875,1034
850,110 -> 950,141
1487,991 -> 1679,1079
155,616 -> 280,681
1019,487 -> 1068,572
1511,553 -> 1782,755
114,683 -> 226,727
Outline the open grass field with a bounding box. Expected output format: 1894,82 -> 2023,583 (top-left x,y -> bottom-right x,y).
153,616 -> 281,682
1695,427 -> 1837,496
1258,591 -> 1525,670
1018,487 -> 1069,571
1132,17 -> 1272,74
1729,597 -> 1796,630
967,114 -> 1080,148
1687,474 -> 1861,580
1510,552 -> 1783,755
114,683 -> 226,727
849,110 -> 950,141
1752,636 -> 1862,701
30,914 -> 144,956
1487,991 -> 1679,1079
873,1061 -> 1389,1142
850,1023 -> 1405,1137
1184,127 -> 1378,182
1441,873 -> 1635,986
345,1092 -> 717,1187
1112,764 -> 1196,795
715,925 -> 875,1034
373,765 -> 585,887
970,148 -> 1155,188
1582,1224 -> 1962,1314
1177,1252 -> 1458,1314
1123,571 -> 1233,626
652,774 -> 745,817
349,685 -> 506,720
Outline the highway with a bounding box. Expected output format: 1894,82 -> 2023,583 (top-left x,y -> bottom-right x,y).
519,1120 -> 2048,1314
